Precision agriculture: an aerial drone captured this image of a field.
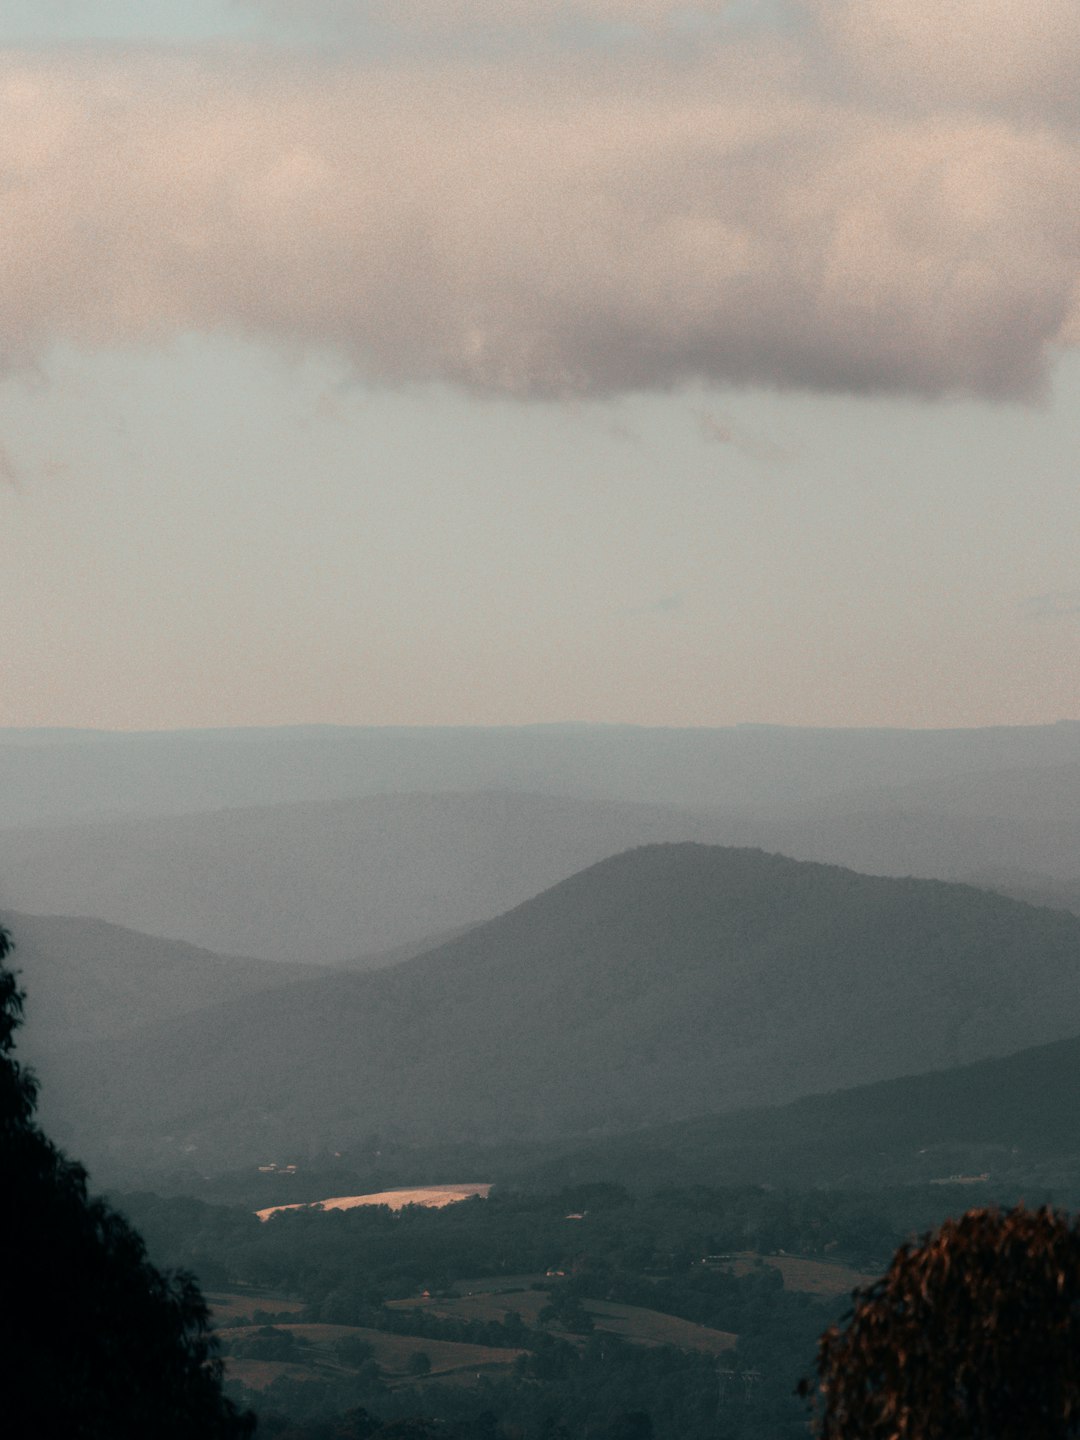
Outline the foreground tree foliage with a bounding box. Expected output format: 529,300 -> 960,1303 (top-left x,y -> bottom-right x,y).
0,926 -> 254,1438
802,1204 -> 1080,1439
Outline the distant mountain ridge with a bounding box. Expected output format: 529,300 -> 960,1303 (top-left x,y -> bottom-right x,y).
0,791 -> 748,964
3,721 -> 1078,826
34,843 -> 1080,1173
751,761 -> 1080,889
4,728 -> 1079,965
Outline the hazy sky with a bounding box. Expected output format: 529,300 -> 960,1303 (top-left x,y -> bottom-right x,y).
1,1 -> 1078,730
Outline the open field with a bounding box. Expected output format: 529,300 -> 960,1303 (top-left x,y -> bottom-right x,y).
388,1288 -> 735,1353
224,1359 -> 323,1391
257,1183 -> 492,1222
727,1253 -> 868,1297
586,1300 -> 736,1354
206,1291 -> 306,1323
453,1273 -> 549,1294
387,1287 -> 551,1327
217,1322 -> 524,1383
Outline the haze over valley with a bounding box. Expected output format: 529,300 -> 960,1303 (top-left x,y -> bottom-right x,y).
19,837 -> 1080,1174
7,719 -> 1080,1194
6,720 -> 1080,1202
7,721 -> 1080,1439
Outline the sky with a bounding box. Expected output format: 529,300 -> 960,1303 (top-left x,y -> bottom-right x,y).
1,0 -> 1077,731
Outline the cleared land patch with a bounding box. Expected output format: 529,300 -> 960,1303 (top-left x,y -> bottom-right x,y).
453,1272 -> 549,1294
388,1288 -> 735,1354
218,1322 -> 524,1383
727,1253 -> 867,1297
257,1183 -> 491,1222
388,1287 -> 551,1327
585,1299 -> 735,1354
224,1359 -> 322,1391
207,1291 -> 306,1323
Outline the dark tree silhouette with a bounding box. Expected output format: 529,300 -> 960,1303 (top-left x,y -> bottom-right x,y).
801,1204 -> 1080,1439
0,924 -> 254,1438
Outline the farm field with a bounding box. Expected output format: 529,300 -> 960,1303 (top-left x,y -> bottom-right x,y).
224,1359 -> 322,1392
217,1321 -> 525,1388
387,1286 -> 551,1327
452,1272 -> 549,1294
388,1288 -> 736,1353
206,1291 -> 307,1323
585,1299 -> 736,1354
256,1183 -> 492,1221
726,1253 -> 868,1297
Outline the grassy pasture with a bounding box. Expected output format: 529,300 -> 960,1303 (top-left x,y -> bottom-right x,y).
388,1288 -> 736,1354
728,1253 -> 867,1297
453,1273 -> 549,1294
387,1287 -> 551,1327
585,1299 -> 735,1354
207,1291 -> 306,1323
223,1359 -> 323,1391
217,1321 -> 524,1382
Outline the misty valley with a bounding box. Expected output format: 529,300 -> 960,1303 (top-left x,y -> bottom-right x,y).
7,0 -> 1080,1426
4,722 -> 1080,1438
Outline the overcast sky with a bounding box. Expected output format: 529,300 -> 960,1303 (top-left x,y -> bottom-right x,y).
1,1 -> 1077,731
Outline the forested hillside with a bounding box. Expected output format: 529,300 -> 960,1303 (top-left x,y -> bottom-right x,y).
507,1027 -> 1080,1194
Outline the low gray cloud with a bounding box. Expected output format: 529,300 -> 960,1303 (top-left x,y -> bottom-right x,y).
1,8 -> 1079,401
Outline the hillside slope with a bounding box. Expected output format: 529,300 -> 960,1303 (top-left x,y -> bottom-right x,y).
3,911 -> 324,1053
38,844 -> 1080,1170
520,1026 -> 1080,1192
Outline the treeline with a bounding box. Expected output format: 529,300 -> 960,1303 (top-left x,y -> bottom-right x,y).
116,1180 -> 981,1302
0,926 -> 252,1439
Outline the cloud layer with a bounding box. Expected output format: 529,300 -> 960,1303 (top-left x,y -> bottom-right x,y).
1,4 -> 1079,400
240,0 -> 734,36
808,0 -> 1080,121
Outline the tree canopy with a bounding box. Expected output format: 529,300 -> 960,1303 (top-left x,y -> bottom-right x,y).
802,1204 -> 1080,1439
0,924 -> 254,1438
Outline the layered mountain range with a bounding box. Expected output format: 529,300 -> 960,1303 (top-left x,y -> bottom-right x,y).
5,721 -> 1078,827
518,1024 -> 1080,1194
3,726 -> 1078,970
20,843 -> 1080,1175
